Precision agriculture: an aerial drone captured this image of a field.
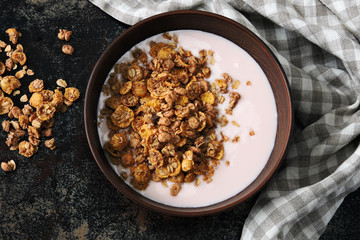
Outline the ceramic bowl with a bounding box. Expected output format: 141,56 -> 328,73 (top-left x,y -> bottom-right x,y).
84,10 -> 293,216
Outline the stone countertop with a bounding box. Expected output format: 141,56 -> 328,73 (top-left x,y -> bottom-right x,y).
0,0 -> 358,239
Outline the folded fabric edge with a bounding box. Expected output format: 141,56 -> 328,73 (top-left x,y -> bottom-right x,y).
89,0 -> 137,25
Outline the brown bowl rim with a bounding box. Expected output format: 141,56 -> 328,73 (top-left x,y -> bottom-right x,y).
84,10 -> 293,217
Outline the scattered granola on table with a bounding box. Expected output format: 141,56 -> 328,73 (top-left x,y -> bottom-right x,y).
0,27 -> 80,162
58,28 -> 74,55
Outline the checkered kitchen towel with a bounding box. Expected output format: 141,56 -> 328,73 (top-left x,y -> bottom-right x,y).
89,0 -> 360,239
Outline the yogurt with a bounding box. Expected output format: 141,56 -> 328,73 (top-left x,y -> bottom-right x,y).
97,30 -> 277,207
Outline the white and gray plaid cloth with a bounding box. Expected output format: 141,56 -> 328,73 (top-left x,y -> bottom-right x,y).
89,0 -> 360,239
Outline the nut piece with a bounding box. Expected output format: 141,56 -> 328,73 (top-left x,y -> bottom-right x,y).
20,94 -> 28,102
5,45 -> 11,53
26,69 -> 34,76
22,104 -> 33,115
56,79 -> 67,88
62,45 -> 74,55
15,69 -> 26,79
58,29 -> 72,41
44,138 -> 56,150
28,125 -> 40,138
1,160 -> 16,172
231,121 -> 240,127
18,115 -> 29,129
31,118 -> 42,129
9,106 -> 22,119
12,90 -> 20,96
16,44 -> 24,52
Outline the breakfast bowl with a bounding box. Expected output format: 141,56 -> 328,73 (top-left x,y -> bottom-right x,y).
84,10 -> 293,216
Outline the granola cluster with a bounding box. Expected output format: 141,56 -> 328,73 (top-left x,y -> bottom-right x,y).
0,28 -> 80,166
58,29 -> 74,55
99,32 -> 245,196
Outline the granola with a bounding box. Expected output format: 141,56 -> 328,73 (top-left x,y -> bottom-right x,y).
0,28 -> 80,160
100,32 -> 228,196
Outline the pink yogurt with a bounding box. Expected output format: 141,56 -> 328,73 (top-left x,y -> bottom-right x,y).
97,30 -> 277,207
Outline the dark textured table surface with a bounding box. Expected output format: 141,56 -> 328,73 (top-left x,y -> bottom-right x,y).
0,0 -> 359,239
